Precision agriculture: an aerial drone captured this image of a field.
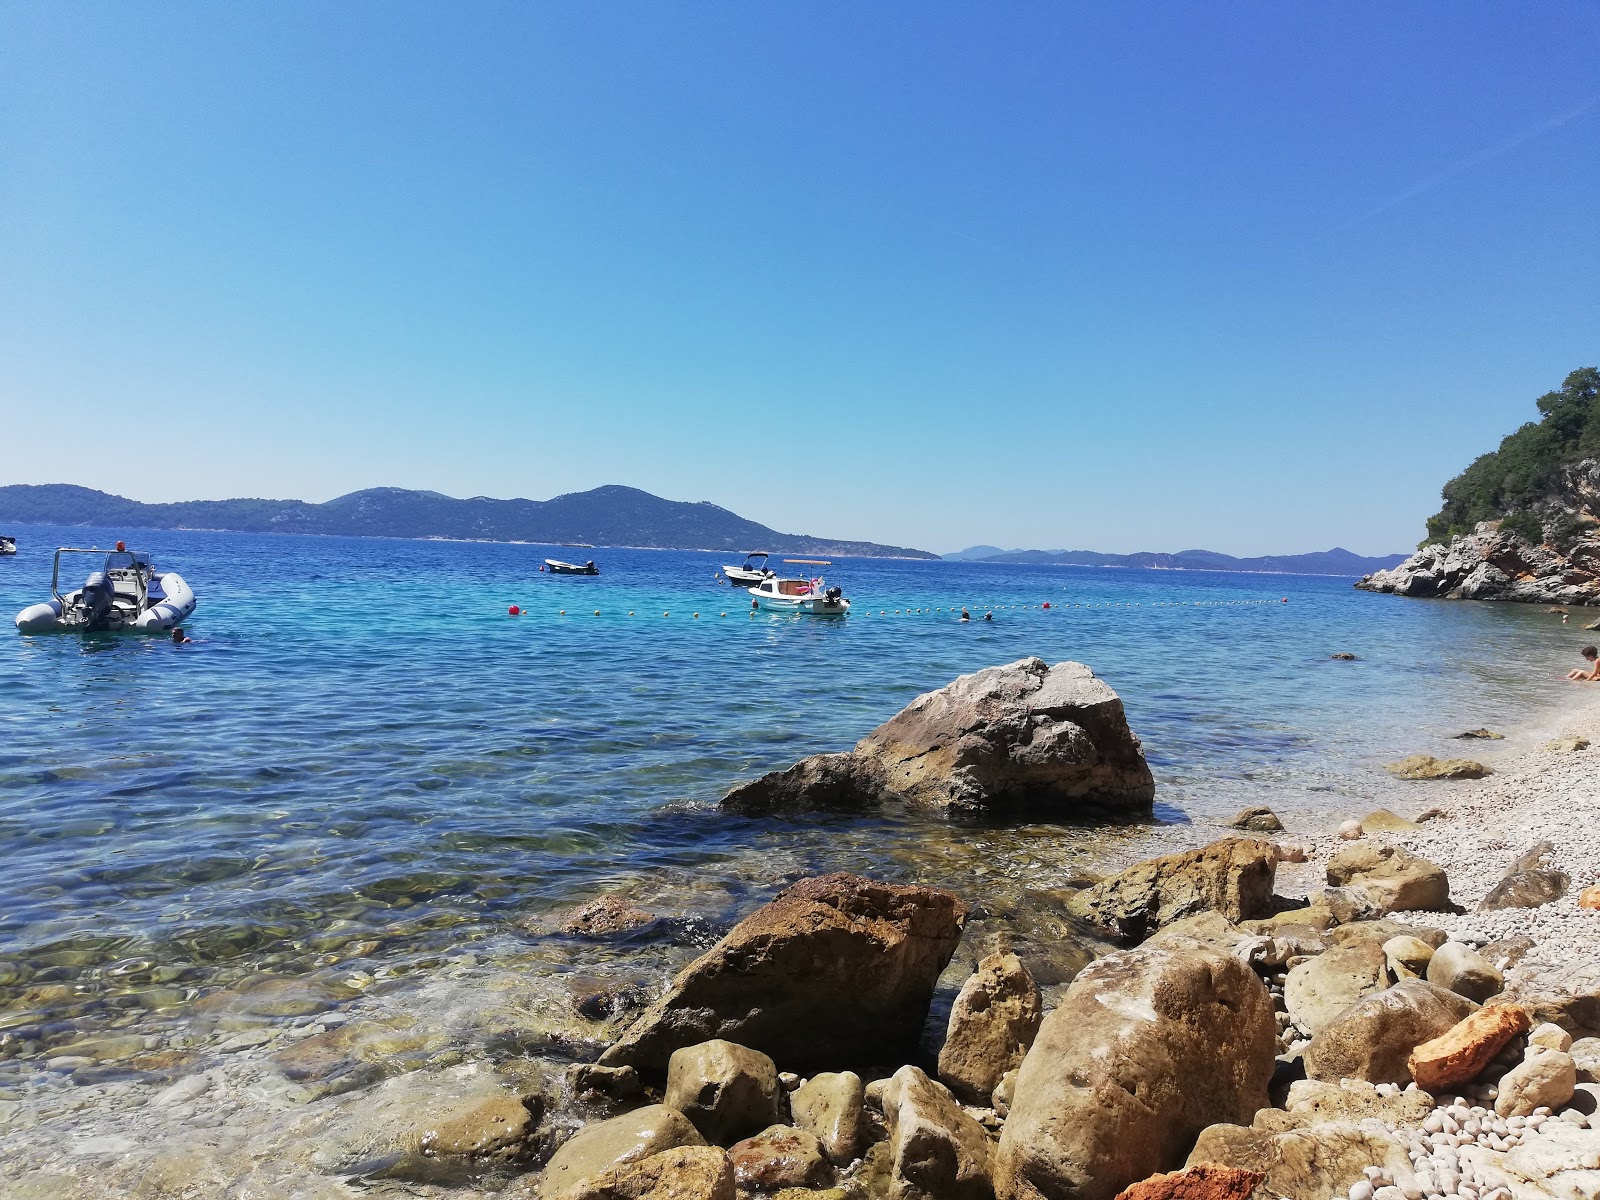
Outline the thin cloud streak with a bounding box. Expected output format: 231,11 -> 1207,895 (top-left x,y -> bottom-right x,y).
1328,94 -> 1598,237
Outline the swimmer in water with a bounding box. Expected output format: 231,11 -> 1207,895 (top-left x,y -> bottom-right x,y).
171,627 -> 192,644
960,608 -> 971,622
983,611 -> 993,622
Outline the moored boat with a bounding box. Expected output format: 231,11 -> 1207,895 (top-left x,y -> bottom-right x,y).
748,561 -> 850,614
544,558 -> 599,575
0,535 -> 15,556
721,550 -> 774,588
16,544 -> 197,633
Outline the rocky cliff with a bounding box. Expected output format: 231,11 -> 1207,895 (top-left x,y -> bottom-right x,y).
1357,459 -> 1600,605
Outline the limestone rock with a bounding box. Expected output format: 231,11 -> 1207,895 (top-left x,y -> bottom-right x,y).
1479,841 -> 1571,911
1408,1003 -> 1530,1093
728,1125 -> 833,1192
993,942 -> 1275,1200
1382,935 -> 1434,982
1228,807 -> 1284,833
1324,842 -> 1453,914
1383,755 -> 1491,780
1583,885 -> 1600,910
570,1063 -> 643,1100
541,1106 -> 707,1200
991,1069 -> 1017,1117
1454,728 -> 1504,740
1486,1119 -> 1600,1200
1502,960 -> 1600,1037
1425,941 -> 1503,1002
579,1145 -> 735,1200
1282,1078 -> 1435,1125
1572,1037 -> 1600,1082
1112,1163 -> 1262,1200
1355,511 -> 1600,606
663,1041 -> 781,1146
1064,838 -> 1278,944
1360,809 -> 1421,834
1239,906 -> 1336,935
1496,1047 -> 1578,1117
721,658 -> 1156,818
789,1072 -> 865,1166
1302,979 -> 1476,1085
600,874 -> 965,1073
881,1065 -> 993,1200
1530,1022 -> 1574,1052
1283,941 -> 1388,1035
1186,1120 -> 1413,1200
1546,736 -> 1591,752
938,951 -> 1043,1105
1337,820 -> 1363,840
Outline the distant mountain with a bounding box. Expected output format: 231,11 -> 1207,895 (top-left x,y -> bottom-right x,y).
958,546 -> 1408,576
0,484 -> 939,559
942,545 -> 1007,561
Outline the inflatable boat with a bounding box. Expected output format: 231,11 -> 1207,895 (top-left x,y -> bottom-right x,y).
16,545 -> 197,633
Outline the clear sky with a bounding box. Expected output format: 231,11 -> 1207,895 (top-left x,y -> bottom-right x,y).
3,4 -> 1597,556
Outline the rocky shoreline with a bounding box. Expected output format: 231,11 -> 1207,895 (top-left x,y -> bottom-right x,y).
6,664 -> 1600,1198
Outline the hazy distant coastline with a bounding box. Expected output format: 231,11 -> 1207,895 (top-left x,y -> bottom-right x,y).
943,544 -> 1408,577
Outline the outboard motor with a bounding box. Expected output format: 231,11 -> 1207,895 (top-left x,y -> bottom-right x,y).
825,586 -> 842,603
76,571 -> 117,631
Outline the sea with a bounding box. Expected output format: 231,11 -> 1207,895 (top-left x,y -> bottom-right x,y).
0,523 -> 1586,1080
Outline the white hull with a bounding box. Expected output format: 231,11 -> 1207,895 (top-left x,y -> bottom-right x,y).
748,590 -> 850,615
16,572 -> 196,634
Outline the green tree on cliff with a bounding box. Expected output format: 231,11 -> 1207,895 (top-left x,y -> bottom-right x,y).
1426,366 -> 1600,544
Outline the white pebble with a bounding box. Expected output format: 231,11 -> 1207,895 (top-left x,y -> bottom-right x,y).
1350,1182 -> 1374,1200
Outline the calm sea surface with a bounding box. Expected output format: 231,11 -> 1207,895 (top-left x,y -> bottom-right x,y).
0,523 -> 1586,1051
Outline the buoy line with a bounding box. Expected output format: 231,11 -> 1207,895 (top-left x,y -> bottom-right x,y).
505,596 -> 1284,620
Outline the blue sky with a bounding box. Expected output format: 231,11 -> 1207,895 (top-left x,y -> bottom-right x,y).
3,4 -> 1597,555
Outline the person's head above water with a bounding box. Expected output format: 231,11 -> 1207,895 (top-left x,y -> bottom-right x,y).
171,627 -> 190,643
960,608 -> 970,620
983,611 -> 993,621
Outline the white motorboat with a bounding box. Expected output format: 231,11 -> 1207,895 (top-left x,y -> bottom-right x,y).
721,550 -> 774,588
748,561 -> 850,615
544,558 -> 599,575
0,535 -> 15,556
16,544 -> 196,633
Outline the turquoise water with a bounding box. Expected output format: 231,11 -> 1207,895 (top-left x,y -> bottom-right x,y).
0,523 -> 1586,1046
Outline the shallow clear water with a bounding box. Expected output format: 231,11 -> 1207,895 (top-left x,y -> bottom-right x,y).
0,523 -> 1587,1048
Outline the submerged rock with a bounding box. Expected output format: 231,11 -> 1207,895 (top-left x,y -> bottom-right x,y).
600,874 -> 965,1073
721,658 -> 1155,819
1064,838 -> 1278,944
1227,806 -> 1284,833
1454,728 -> 1505,740
560,894 -> 657,938
993,941 -> 1275,1200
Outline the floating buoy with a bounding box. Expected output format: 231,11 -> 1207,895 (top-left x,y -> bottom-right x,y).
1043,602 -> 1050,609
116,540 -> 126,552
508,605 -> 520,616
1282,597 -> 1288,604
559,609 -> 565,615
720,612 -> 726,617
663,612 -> 669,618
594,609 -> 600,616
628,611 -> 635,616
693,612 -> 699,618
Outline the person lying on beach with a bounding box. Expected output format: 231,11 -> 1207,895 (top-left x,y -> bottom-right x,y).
1567,645 -> 1599,681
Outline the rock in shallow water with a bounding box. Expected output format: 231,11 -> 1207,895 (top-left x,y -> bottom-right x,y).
600,874 -> 965,1074
720,657 -> 1155,819
1382,754 -> 1491,780
540,1105 -> 706,1200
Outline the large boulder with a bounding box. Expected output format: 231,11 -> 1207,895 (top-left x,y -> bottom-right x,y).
662,1040 -> 781,1146
993,942 -> 1276,1200
881,1065 -> 994,1200
1065,840 -> 1278,944
727,1125 -> 834,1192
1503,961 -> 1600,1037
601,874 -> 965,1073
722,658 -> 1155,818
1382,755 -> 1490,780
1496,1047 -> 1578,1117
1282,941 -> 1388,1036
1302,980 -> 1477,1085
938,951 -> 1044,1105
1479,841 -> 1571,911
790,1071 -> 865,1166
1324,842 -> 1453,914
1425,941 -> 1503,1002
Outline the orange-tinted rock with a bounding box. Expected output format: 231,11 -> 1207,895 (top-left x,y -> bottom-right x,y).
1580,886 -> 1600,911
1408,1004 -> 1531,1093
1114,1163 -> 1264,1200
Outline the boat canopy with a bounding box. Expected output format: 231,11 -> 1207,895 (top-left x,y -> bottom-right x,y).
783,558 -> 831,566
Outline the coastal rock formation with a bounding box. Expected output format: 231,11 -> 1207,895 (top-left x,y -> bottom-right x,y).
937,951 -> 1044,1105
599,874 -> 965,1073
1480,841 -> 1571,911
721,658 -> 1156,819
1064,838 -> 1278,944
540,1105 -> 706,1199
993,942 -> 1275,1200
1355,519 -> 1600,603
789,1072 -> 865,1165
1301,980 -> 1476,1085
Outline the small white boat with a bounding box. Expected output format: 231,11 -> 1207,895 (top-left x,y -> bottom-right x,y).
748,561 -> 850,615
16,545 -> 196,633
544,558 -> 599,576
0,535 -> 15,556
721,550 -> 774,588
